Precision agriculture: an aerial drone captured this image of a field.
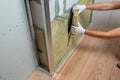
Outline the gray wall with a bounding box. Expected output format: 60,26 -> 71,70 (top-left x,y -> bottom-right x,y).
0,0 -> 36,80
92,0 -> 120,27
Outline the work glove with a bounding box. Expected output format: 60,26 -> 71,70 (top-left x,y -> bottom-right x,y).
71,21 -> 85,34
72,5 -> 86,14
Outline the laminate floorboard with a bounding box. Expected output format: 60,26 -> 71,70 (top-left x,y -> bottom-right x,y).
27,70 -> 52,80
28,24 -> 120,80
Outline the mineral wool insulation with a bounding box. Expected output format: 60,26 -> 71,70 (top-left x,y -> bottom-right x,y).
49,0 -> 93,67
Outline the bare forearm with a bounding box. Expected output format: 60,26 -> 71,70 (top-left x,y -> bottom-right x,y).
85,28 -> 120,39
86,2 -> 120,10
85,30 -> 109,39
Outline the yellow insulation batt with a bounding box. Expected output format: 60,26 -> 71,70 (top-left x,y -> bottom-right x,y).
72,10 -> 79,27
50,0 -> 93,68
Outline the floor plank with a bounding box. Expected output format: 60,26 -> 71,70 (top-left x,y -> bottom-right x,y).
27,70 -> 52,80
28,24 -> 120,80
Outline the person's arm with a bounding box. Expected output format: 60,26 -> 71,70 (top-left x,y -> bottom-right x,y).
71,22 -> 120,39
85,28 -> 120,39
73,2 -> 120,14
86,2 -> 120,10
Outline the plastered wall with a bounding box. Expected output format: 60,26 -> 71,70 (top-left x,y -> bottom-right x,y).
49,0 -> 94,68
0,0 -> 35,80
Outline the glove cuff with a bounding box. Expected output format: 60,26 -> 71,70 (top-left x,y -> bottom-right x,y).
82,5 -> 86,9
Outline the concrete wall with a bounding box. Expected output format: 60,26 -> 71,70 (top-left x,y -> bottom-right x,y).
109,0 -> 120,27
0,0 -> 36,80
92,0 -> 120,27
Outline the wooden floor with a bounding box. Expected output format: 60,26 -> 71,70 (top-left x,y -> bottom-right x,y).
28,24 -> 120,80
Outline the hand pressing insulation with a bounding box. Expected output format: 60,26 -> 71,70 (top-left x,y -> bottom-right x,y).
71,21 -> 85,34
73,5 -> 86,14
71,4 -> 86,34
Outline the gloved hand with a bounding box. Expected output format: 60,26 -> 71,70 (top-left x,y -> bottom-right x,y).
71,21 -> 85,34
72,5 -> 86,14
